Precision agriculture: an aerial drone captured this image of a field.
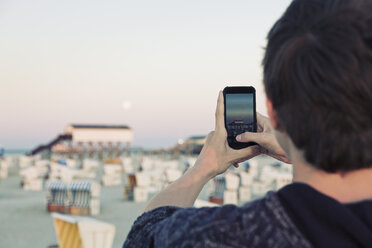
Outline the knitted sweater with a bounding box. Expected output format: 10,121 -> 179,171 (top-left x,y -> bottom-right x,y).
124,182 -> 372,247
123,191 -> 312,248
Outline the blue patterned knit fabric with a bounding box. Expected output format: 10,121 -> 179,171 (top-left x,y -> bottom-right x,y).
123,191 -> 312,248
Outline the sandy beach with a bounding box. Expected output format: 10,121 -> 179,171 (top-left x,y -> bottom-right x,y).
0,164 -> 146,248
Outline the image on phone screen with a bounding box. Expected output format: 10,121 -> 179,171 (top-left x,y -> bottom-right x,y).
224,86 -> 256,149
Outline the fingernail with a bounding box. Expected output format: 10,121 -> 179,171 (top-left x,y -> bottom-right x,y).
236,135 -> 241,141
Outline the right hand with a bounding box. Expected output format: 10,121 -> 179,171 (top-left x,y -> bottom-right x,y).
193,92 -> 262,179
236,113 -> 291,164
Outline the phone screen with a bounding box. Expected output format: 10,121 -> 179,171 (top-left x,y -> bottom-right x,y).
224,87 -> 256,149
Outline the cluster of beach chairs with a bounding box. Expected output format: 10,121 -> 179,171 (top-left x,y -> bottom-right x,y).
209,158 -> 292,205
17,156 -> 99,191
12,153 -> 199,215
0,156 -> 12,180
9,153 -> 292,216
123,156 -> 194,202
0,152 -> 292,248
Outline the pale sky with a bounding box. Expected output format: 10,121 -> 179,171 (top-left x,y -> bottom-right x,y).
0,0 -> 292,149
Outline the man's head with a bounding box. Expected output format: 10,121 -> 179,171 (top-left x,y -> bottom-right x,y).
263,0 -> 372,173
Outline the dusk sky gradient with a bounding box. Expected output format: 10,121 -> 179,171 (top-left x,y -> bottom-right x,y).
0,0 -> 292,149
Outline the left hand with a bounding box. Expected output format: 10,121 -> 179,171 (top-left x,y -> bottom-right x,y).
194,91 -> 262,179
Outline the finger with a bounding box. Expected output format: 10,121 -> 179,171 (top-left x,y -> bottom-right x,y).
205,131 -> 215,142
236,132 -> 269,146
263,150 -> 291,164
231,145 -> 261,162
215,91 -> 225,131
239,133 -> 289,162
256,112 -> 266,121
233,158 -> 249,165
256,112 -> 268,132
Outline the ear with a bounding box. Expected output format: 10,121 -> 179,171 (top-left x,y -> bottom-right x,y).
266,98 -> 280,129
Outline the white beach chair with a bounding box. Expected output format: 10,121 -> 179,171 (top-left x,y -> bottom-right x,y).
52,213 -> 115,248
225,173 -> 240,190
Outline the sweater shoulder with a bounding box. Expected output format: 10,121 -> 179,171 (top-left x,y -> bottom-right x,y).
239,191 -> 312,248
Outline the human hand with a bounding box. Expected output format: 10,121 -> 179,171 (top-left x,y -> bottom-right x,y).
194,91 -> 262,179
236,113 -> 291,164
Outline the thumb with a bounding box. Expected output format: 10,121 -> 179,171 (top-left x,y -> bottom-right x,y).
236,132 -> 269,146
232,144 -> 261,160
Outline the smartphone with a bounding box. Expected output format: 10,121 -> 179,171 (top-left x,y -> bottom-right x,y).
223,86 -> 257,149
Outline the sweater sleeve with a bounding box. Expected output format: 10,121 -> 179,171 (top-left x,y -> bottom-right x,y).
123,192 -> 313,248
123,206 -> 181,248
123,204 -> 247,248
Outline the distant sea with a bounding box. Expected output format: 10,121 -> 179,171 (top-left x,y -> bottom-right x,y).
4,149 -> 29,155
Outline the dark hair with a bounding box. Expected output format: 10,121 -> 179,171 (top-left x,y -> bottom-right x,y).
263,0 -> 372,172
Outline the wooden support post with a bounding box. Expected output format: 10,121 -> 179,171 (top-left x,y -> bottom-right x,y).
77,142 -> 83,159
88,141 -> 94,158
107,142 -> 113,158
115,142 -> 121,157
125,142 -> 131,157
98,142 -> 103,160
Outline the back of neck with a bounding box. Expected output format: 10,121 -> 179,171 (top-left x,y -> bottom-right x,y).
292,153 -> 372,204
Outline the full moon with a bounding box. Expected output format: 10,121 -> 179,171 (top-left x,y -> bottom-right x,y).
122,100 -> 132,110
